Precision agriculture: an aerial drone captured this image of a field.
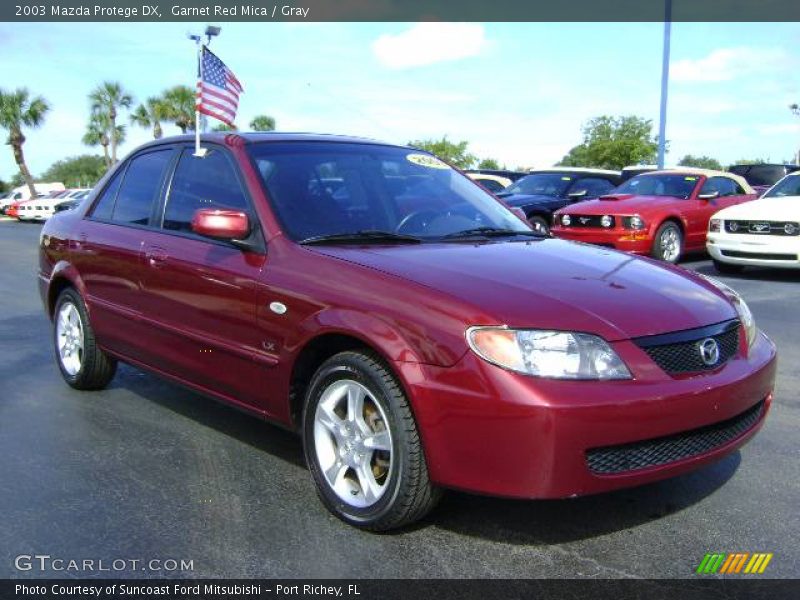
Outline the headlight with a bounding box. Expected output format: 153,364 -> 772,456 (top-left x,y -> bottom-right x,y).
601,215 -> 613,228
709,218 -> 721,233
695,274 -> 757,347
466,327 -> 631,380
561,215 -> 571,226
623,215 -> 645,230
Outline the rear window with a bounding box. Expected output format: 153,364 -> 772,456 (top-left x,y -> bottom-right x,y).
729,165 -> 787,186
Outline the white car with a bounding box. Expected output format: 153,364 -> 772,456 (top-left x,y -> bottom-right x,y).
23,189 -> 91,221
707,171 -> 800,272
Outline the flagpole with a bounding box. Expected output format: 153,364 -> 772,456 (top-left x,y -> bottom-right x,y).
194,38 -> 205,157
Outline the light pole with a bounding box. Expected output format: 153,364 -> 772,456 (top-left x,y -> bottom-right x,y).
657,0 -> 672,169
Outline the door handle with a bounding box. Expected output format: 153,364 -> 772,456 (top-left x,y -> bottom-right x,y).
145,247 -> 168,268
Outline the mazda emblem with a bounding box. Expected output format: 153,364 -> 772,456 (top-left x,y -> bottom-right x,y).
698,338 -> 720,366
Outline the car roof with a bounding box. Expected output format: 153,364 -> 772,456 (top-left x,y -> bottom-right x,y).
638,168 -> 755,194
529,167 -> 621,177
134,132 -> 400,152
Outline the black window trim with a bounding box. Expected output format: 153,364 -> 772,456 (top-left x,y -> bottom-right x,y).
151,142 -> 266,252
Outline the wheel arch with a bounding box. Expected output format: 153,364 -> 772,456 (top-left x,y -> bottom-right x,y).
288,330 -> 408,429
47,262 -> 88,320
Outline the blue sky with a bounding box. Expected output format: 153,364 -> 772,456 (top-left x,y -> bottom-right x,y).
1,21 -> 799,181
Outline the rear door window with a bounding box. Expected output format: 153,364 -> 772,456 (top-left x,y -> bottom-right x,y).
88,168 -> 124,220
111,149 -> 173,225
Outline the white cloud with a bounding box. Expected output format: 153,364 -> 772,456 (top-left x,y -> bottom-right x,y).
372,23 -> 487,69
670,47 -> 789,82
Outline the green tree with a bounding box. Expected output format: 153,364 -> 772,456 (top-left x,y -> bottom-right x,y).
89,81 -> 133,163
0,87 -> 50,199
249,114 -> 276,131
40,155 -> 107,188
83,113 -> 112,167
161,85 -> 196,134
0,178 -> 8,194
558,115 -> 659,170
732,158 -> 767,165
678,154 -> 722,170
131,96 -> 168,139
477,158 -> 500,169
211,123 -> 236,132
407,136 -> 477,169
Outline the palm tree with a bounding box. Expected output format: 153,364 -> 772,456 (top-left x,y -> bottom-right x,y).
83,113 -> 112,167
131,97 -> 168,139
0,87 -> 50,198
89,81 -> 133,163
249,115 -> 276,131
161,85 -> 196,134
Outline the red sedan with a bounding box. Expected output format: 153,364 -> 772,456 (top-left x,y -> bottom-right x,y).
551,170 -> 757,262
38,135 -> 775,530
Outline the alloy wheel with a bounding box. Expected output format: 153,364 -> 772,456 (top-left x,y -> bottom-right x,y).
313,380 -> 393,508
56,301 -> 84,376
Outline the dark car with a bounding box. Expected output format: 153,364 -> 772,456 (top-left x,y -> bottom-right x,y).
497,168 -> 622,234
728,164 -> 800,196
39,133 -> 775,531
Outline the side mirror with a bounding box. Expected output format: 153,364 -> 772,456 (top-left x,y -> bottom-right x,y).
698,191 -> 720,200
191,208 -> 250,240
567,189 -> 588,200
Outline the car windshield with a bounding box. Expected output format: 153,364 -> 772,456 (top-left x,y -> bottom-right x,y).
248,142 -> 532,242
614,174 -> 699,199
503,173 -> 573,197
763,175 -> 800,198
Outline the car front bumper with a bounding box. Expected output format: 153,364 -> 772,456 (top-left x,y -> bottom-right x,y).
400,329 -> 776,499
707,232 -> 800,269
551,226 -> 652,254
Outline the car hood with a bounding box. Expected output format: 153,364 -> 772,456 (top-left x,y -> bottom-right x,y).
311,239 -> 736,342
558,194 -> 681,215
499,193 -> 559,207
713,196 -> 800,221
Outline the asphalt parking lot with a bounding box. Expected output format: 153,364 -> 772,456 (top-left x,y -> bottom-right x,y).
1,218 -> 798,579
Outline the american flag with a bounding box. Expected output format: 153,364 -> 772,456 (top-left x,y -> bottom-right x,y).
197,47 -> 243,127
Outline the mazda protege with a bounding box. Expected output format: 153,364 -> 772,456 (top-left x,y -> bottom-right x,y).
39,133 -> 776,530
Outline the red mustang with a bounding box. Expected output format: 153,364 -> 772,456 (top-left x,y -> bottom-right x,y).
551,170 -> 757,262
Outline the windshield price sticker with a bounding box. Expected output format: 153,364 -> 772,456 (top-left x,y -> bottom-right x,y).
407,153 -> 450,169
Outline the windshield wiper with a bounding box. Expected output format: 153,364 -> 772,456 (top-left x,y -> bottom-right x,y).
299,230 -> 423,245
441,227 -> 544,240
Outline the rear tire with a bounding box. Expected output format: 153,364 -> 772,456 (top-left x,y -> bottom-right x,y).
712,259 -> 744,275
651,221 -> 683,263
302,350 -> 441,531
53,288 -> 117,390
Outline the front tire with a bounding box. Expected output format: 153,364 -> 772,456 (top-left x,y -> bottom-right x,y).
651,221 -> 683,263
302,350 -> 440,531
528,215 -> 550,236
53,288 -> 117,390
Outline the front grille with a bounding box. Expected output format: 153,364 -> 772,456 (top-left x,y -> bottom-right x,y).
586,400 -> 764,475
635,320 -> 739,374
721,249 -> 797,261
562,215 -> 615,228
725,220 -> 799,236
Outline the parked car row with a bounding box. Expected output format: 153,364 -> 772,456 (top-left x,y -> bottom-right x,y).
4,188 -> 90,221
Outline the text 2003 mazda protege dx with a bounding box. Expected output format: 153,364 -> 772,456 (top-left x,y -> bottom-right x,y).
39,134 -> 776,530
